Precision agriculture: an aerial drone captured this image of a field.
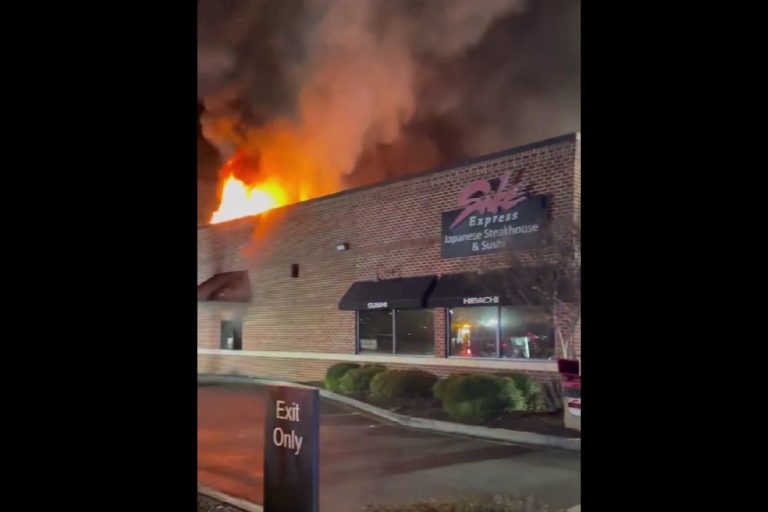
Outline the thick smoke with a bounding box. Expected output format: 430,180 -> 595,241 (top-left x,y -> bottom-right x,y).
198,0 -> 580,219
198,103 -> 222,225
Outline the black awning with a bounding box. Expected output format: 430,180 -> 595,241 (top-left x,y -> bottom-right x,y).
338,275 -> 436,310
197,271 -> 251,303
427,267 -> 574,307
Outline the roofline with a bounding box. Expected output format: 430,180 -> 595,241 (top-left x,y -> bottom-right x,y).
198,132 -> 579,230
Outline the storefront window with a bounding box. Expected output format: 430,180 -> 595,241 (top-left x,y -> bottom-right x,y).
394,309 -> 434,355
358,310 -> 393,353
448,306 -> 554,360
500,307 -> 555,360
358,309 -> 435,355
448,306 -> 498,358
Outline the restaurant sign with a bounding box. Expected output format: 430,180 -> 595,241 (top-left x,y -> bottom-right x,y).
441,172 -> 548,258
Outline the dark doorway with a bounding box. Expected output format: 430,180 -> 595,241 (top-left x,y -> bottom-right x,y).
220,320 -> 243,350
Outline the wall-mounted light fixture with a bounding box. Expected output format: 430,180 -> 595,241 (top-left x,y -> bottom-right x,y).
336,243 -> 350,251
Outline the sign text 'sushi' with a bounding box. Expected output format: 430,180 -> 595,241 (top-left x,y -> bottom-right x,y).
273,400 -> 303,455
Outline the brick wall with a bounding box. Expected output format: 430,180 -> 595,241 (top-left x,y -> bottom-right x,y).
198,134 -> 580,380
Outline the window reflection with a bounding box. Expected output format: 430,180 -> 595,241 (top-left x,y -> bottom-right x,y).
395,309 -> 434,355
500,307 -> 554,360
357,309 -> 435,355
358,310 -> 392,353
449,306 -> 554,360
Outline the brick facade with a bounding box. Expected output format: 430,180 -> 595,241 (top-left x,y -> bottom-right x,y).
198,133 -> 581,383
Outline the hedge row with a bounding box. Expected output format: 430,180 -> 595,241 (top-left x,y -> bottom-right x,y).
324,363 -> 548,424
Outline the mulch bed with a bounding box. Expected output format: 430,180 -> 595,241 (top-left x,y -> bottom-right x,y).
367,396 -> 579,438
197,494 -> 246,512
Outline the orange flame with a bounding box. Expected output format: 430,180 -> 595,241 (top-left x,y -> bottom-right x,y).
210,175 -> 288,224
207,119 -> 346,224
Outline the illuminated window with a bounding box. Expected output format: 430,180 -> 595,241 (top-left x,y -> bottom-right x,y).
448,306 -> 498,358
500,307 -> 555,360
448,306 -> 553,360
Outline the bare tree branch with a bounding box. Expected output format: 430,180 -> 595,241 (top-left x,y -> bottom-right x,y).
503,217 -> 581,360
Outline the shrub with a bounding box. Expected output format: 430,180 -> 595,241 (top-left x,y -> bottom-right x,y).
432,373 -> 471,403
370,369 -> 439,400
339,364 -> 387,394
440,374 -> 510,424
324,363 -> 360,392
361,495 -> 559,512
496,373 -> 545,412
498,377 -> 526,412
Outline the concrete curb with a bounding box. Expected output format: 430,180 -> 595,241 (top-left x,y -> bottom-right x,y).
198,484 -> 263,512
319,388 -> 580,452
198,374 -> 580,452
197,482 -> 578,512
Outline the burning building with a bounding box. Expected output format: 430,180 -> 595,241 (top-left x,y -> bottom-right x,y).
197,133 -> 580,385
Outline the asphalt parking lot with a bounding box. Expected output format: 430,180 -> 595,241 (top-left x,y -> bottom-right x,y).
198,383 -> 580,511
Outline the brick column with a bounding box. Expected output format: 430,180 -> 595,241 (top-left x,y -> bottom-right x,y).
434,308 -> 447,357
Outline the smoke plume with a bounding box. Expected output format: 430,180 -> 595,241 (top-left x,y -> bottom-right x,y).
198,0 -> 580,220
